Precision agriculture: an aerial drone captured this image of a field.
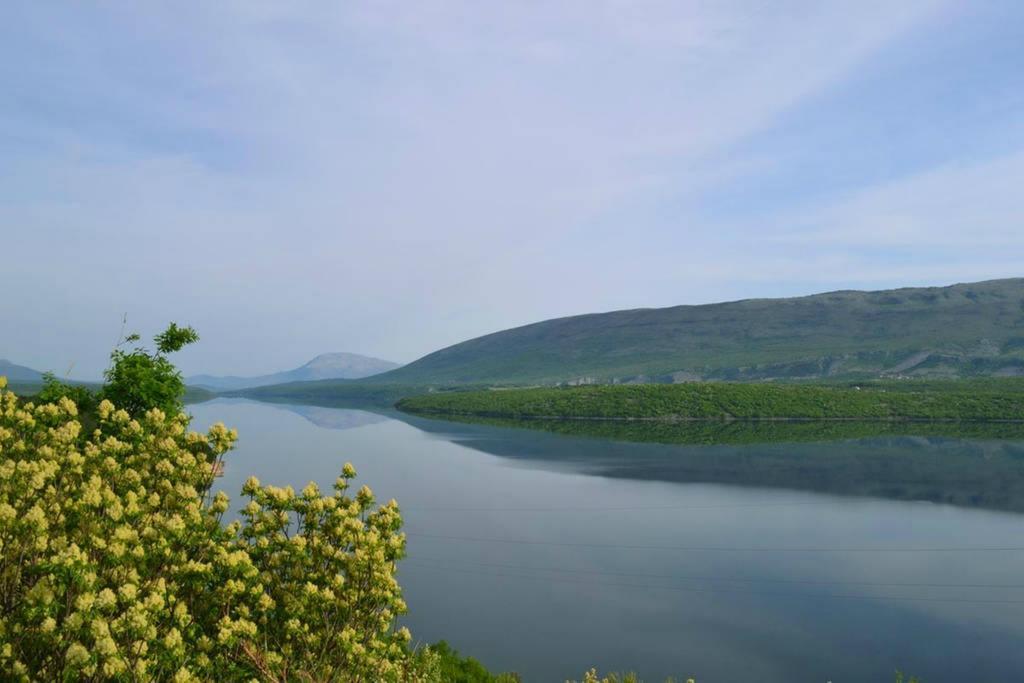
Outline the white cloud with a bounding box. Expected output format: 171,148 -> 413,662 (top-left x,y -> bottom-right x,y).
5,0 -> 1007,377
771,151 -> 1024,249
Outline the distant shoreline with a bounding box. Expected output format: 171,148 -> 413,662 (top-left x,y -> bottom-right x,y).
396,380 -> 1024,423
398,411 -> 1024,424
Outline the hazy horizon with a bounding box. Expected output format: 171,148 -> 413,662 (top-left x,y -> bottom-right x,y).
4,2 -> 1024,378
5,275 -> 1021,382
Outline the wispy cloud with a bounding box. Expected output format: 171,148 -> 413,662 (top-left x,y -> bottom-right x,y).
770,151 -> 1024,249
2,0 -> 1020,376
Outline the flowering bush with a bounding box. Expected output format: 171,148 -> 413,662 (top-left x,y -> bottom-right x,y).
0,376 -> 431,681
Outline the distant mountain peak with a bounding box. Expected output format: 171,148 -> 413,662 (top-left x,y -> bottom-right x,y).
187,352 -> 402,391
302,352 -> 396,370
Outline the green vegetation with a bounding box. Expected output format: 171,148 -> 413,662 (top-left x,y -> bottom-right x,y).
427,641 -> 519,682
102,322 -> 201,416
351,278 -> 1024,385
397,380 -> 1024,422
37,372 -> 98,413
413,411 -> 1024,446
830,376 -> 1024,394
568,675 -> 916,683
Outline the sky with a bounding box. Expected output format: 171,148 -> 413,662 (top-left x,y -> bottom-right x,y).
2,1 -> 1023,378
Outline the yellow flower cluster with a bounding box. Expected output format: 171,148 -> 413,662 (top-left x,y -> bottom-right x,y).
0,379 -> 435,681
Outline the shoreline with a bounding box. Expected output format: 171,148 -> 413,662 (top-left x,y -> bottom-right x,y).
397,409 -> 1024,424
395,380 -> 1024,423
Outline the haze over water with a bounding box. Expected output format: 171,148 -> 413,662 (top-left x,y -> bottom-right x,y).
192,398 -> 1024,683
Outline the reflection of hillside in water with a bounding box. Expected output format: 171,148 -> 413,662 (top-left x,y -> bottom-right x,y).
396,413 -> 1024,513
266,403 -> 389,431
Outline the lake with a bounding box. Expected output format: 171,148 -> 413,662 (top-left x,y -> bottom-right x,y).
190,398 -> 1024,682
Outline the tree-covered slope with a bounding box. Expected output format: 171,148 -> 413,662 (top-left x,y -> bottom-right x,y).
397,380 -> 1024,422
369,278 -> 1024,385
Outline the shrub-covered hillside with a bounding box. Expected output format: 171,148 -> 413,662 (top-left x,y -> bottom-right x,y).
397,380 -> 1024,421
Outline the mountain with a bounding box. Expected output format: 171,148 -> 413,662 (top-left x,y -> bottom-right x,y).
187,352 -> 401,391
0,359 -> 44,383
269,403 -> 389,431
354,278 -> 1024,386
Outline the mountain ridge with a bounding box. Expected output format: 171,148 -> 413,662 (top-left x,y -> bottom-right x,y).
188,352 -> 401,391
352,277 -> 1024,386
0,359 -> 44,383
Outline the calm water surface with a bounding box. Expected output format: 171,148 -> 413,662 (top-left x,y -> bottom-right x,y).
190,399 -> 1024,682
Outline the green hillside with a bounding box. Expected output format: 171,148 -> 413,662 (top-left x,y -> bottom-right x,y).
367,278 -> 1024,385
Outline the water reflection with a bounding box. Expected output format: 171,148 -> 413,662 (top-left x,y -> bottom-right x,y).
188,399 -> 1024,683
396,412 -> 1024,513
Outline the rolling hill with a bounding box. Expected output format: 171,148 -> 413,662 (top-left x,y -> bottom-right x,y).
235,278 -> 1024,401
0,359 -> 43,383
357,278 -> 1024,386
188,352 -> 400,391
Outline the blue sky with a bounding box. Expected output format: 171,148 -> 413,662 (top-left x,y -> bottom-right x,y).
2,1 -> 1023,378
